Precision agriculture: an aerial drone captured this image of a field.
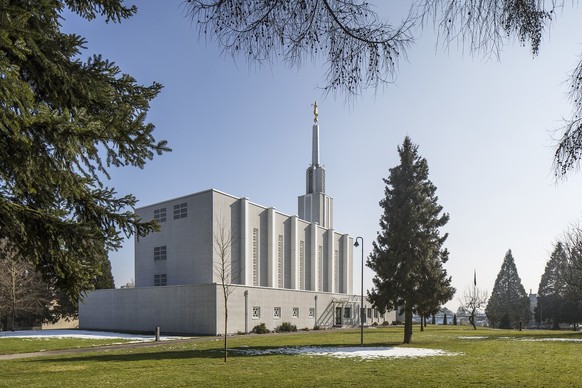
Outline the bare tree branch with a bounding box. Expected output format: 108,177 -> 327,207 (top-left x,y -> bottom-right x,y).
560,224 -> 582,292
213,215 -> 239,362
0,242 -> 51,331
459,284 -> 488,330
184,0 -> 416,97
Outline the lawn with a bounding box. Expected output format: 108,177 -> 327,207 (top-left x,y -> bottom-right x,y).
1,326 -> 580,387
0,337 -> 135,355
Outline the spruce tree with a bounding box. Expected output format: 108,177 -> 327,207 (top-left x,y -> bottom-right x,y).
0,1 -> 168,305
537,243 -> 568,328
486,250 -> 530,328
367,136 -> 454,344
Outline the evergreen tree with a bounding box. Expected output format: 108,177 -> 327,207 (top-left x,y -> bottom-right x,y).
0,1 -> 168,305
94,253 -> 115,290
537,243 -> 569,328
367,136 -> 454,344
486,250 -> 530,328
537,239 -> 582,329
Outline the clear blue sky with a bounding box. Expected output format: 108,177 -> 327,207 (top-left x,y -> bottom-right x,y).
62,3 -> 582,311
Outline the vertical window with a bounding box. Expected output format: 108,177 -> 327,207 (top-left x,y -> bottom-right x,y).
334,249 -> 339,293
173,202 -> 187,219
273,307 -> 281,319
277,235 -> 284,288
154,246 -> 167,261
374,309 -> 379,319
318,245 -> 323,291
252,228 -> 259,286
252,306 -> 260,319
292,307 -> 299,318
299,241 -> 305,290
154,274 -> 167,286
344,307 -> 351,319
309,308 -> 315,319
154,207 -> 166,223
367,308 -> 372,319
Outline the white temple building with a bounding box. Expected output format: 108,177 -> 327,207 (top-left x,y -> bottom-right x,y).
79,104 -> 395,335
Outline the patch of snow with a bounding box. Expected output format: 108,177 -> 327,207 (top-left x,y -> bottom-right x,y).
0,329 -> 188,342
457,335 -> 582,343
232,346 -> 461,360
458,336 -> 489,340
519,337 -> 582,342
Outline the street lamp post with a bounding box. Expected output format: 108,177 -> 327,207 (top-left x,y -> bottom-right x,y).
354,237 -> 364,346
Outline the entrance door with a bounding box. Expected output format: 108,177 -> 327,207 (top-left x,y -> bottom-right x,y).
335,307 -> 342,326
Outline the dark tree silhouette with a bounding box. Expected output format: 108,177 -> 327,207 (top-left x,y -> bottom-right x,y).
367,136 -> 454,344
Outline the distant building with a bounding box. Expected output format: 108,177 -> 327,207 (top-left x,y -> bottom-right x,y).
79,105 -> 395,335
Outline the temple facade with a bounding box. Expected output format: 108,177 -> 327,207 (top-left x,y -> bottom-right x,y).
79,105 -> 395,335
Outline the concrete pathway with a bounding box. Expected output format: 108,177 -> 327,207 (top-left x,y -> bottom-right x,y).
0,337 -> 211,361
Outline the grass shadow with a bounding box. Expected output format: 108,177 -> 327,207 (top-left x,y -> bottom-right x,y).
33,341 -> 405,363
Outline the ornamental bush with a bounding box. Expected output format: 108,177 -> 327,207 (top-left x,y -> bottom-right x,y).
275,322 -> 297,333
251,323 -> 269,334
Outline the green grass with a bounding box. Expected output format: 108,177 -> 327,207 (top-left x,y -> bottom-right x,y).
0,337 -> 135,355
1,326 -> 581,387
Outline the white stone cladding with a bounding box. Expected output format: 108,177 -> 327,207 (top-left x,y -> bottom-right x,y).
135,189 -> 352,294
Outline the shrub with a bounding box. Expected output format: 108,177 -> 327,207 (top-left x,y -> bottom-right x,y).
371,322 -> 378,327
392,320 -> 403,326
313,325 -> 321,330
275,322 -> 297,333
381,321 -> 390,326
251,323 -> 270,334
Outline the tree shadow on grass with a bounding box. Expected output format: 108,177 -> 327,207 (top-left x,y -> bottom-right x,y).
32,342 -> 404,363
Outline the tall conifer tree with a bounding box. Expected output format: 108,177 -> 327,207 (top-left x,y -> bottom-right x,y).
486,250 -> 530,328
537,243 -> 568,328
367,136 -> 454,344
0,1 -> 168,304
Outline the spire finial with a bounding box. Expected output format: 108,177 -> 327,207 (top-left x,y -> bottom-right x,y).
312,101 -> 318,123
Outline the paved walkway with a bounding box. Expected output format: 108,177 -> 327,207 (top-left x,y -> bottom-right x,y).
0,337 -> 213,361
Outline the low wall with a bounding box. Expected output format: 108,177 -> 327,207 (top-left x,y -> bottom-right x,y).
79,284 -> 217,335
79,283 -> 397,335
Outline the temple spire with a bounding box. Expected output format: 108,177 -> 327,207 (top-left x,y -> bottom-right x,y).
298,102 -> 333,229
312,101 -> 320,167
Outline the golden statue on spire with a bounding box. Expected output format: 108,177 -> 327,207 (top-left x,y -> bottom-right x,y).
312,101 -> 318,123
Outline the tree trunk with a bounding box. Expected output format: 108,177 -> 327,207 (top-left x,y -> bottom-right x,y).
420,315 -> 424,332
403,308 -> 413,344
224,298 -> 228,363
470,314 -> 476,330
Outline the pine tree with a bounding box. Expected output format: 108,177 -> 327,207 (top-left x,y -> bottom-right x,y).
537,241 -> 582,329
486,250 -> 530,328
367,136 -> 454,344
0,1 -> 169,305
537,243 -> 568,328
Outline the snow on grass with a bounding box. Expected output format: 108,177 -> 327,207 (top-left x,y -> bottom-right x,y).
0,329 -> 189,342
518,337 -> 582,342
232,346 -> 461,360
457,336 -> 488,340
458,336 -> 582,342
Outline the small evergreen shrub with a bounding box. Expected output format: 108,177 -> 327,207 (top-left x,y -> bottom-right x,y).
392,320 -> 403,326
313,325 -> 321,330
251,323 -> 269,334
275,321 -> 297,333
371,322 -> 378,327
381,321 -> 390,326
